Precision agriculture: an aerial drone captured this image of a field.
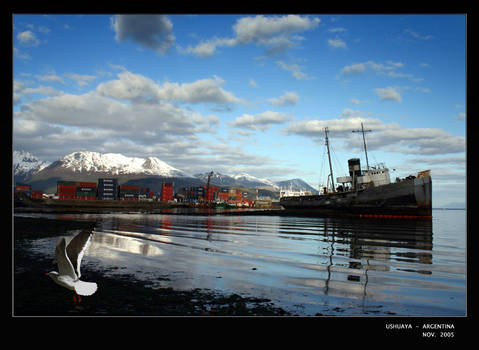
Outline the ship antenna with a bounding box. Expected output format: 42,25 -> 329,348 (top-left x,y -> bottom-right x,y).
352,122 -> 372,170
324,127 -> 335,192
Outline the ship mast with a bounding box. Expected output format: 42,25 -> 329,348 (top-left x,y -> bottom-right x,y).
324,127 -> 335,192
352,122 -> 372,170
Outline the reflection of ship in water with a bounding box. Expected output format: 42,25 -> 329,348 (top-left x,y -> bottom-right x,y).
309,217 -> 433,299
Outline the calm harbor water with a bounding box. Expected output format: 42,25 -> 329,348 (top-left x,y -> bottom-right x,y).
19,209 -> 466,316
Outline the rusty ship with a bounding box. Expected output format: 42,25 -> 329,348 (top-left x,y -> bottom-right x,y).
279,124 -> 432,218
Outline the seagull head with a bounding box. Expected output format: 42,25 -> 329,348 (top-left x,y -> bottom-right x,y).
45,271 -> 59,281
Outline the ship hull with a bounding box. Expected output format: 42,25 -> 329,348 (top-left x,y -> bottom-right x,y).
279,175 -> 432,218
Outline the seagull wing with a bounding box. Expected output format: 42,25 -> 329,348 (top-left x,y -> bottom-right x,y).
66,230 -> 93,280
74,280 -> 98,296
55,237 -> 77,280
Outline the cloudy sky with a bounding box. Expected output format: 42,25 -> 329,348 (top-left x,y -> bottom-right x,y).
13,14 -> 466,207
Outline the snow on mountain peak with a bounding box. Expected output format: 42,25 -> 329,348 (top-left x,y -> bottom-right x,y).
232,172 -> 278,188
13,150 -> 50,176
58,151 -> 186,176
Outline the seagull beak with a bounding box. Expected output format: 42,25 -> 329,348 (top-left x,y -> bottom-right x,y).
44,273 -> 49,277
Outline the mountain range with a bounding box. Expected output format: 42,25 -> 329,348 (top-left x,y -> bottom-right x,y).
13,150 -> 318,195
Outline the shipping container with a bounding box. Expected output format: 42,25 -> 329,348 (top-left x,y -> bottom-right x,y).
120,185 -> 139,191
57,181 -> 77,186
77,182 -> 96,188
218,192 -> 229,201
31,190 -> 43,199
98,178 -> 119,200
76,186 -> 96,192
15,184 -> 31,192
160,182 -> 174,202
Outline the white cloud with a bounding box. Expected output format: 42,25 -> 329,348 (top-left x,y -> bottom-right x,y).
268,91 -> 299,106
35,71 -> 65,84
14,47 -> 31,60
249,78 -> 258,88
157,76 -> 243,104
17,30 -> 41,46
455,112 -> 466,120
328,38 -> 347,49
228,111 -> 292,131
328,27 -> 347,33
181,15 -> 320,58
97,71 -> 242,105
13,70 -> 244,166
404,29 -> 434,40
340,60 -> 425,86
97,71 -> 161,103
283,114 -> 465,155
340,63 -> 366,75
64,73 -> 97,87
374,86 -> 402,102
233,15 -> 320,45
350,98 -> 369,105
276,61 -> 312,80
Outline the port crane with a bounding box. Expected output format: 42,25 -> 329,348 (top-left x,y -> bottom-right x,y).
205,171 -> 214,202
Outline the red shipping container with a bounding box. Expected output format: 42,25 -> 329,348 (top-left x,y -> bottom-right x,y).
31,190 -> 43,199
77,182 -> 96,188
120,185 -> 139,190
58,184 -> 76,192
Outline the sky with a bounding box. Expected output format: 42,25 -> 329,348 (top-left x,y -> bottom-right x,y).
12,14 -> 467,207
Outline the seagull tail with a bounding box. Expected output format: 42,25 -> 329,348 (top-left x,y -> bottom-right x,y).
74,281 -> 98,296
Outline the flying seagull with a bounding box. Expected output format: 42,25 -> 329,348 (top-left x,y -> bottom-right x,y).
45,230 -> 97,302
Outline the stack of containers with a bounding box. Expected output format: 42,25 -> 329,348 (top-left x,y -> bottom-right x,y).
204,185 -> 218,201
119,185 -> 139,201
76,182 -> 97,200
97,178 -> 118,200
196,186 -> 204,200
160,182 -> 173,202
15,183 -> 31,197
236,190 -> 243,203
228,188 -> 236,202
139,187 -> 154,199
218,189 -> 229,202
57,181 -> 76,200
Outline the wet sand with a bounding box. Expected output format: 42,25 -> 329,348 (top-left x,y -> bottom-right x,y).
13,216 -> 291,316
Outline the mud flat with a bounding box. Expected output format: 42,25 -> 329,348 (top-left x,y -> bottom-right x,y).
13,216 -> 290,316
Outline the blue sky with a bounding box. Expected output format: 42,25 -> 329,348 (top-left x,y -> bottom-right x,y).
13,14 -> 466,207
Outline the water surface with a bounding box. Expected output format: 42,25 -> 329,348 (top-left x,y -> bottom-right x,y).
19,209 -> 466,316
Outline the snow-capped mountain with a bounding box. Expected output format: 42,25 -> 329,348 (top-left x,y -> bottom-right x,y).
276,178 -> 318,194
232,172 -> 279,189
13,150 -> 51,181
194,171 -> 280,190
15,150 -> 318,195
48,151 -> 189,177
194,172 -> 238,186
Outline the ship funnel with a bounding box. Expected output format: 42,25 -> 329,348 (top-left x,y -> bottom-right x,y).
348,158 -> 361,189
